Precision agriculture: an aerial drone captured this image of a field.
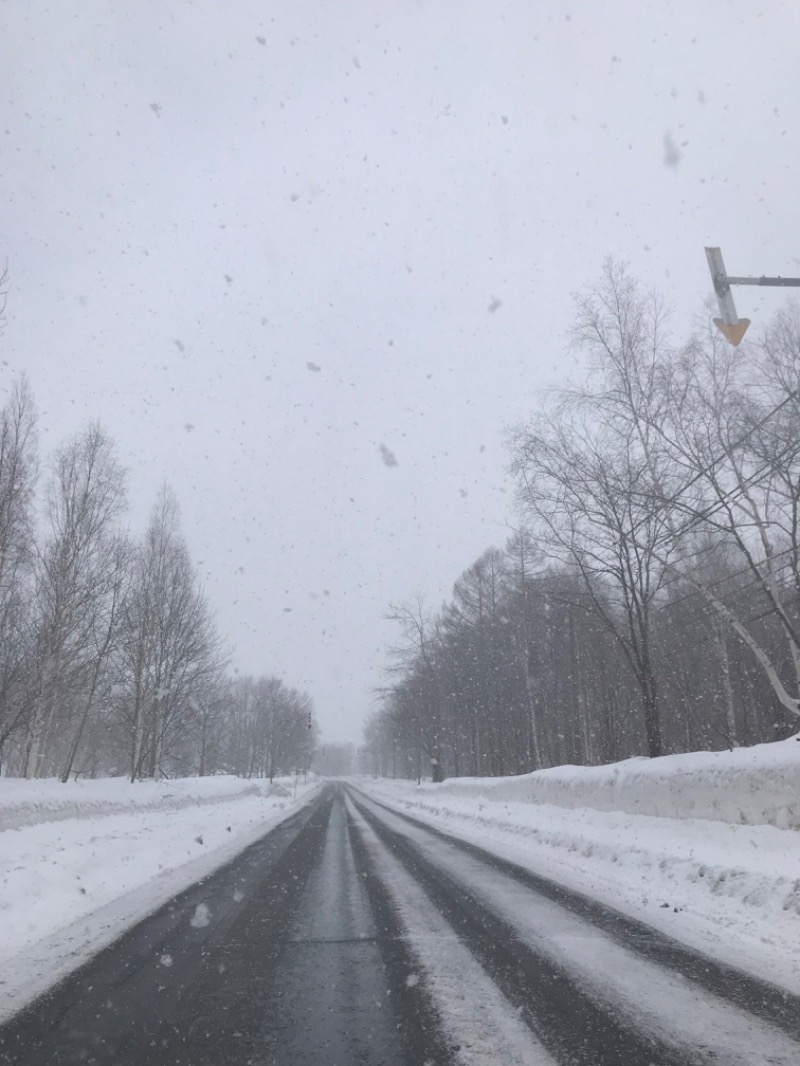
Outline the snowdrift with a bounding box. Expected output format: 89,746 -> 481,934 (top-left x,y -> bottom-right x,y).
410,736 -> 800,829
0,774 -> 306,831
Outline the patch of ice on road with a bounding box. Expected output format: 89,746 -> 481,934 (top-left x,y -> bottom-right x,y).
160,954 -> 173,967
190,902 -> 211,928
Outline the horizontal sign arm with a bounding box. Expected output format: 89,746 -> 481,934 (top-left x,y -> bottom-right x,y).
725,276 -> 800,287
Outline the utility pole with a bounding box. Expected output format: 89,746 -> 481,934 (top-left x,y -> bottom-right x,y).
705,247 -> 800,346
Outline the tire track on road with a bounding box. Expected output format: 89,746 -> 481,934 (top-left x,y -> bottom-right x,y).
355,787 -> 800,1036
349,787 -> 800,1066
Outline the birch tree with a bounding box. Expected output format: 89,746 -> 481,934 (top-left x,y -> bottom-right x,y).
653,314 -> 800,721
511,406 -> 669,757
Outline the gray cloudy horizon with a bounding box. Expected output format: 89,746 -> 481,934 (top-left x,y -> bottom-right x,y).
3,0 -> 799,744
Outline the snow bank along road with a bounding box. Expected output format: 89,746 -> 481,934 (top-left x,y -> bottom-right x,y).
1,785 -> 798,1066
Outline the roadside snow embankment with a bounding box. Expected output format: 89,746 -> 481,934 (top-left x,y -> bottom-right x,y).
0,774 -> 320,1019
0,774 -> 297,831
413,737 -> 800,830
357,737 -> 800,996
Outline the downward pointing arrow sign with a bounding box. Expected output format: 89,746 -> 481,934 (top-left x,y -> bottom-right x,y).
713,317 -> 750,347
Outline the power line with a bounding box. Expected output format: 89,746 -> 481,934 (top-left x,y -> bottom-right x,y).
657,544 -> 799,616
663,384 -> 800,510
656,569 -> 798,643
627,383 -> 800,540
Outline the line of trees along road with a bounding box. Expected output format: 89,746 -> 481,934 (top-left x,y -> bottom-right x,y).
367,264 -> 800,781
0,379 -> 316,780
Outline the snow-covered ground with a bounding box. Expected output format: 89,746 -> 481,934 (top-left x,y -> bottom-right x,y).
356,736 -> 800,996
0,774 -> 320,1021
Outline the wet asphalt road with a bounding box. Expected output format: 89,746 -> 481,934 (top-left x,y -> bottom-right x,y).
1,784 -> 799,1066
0,788 -> 448,1066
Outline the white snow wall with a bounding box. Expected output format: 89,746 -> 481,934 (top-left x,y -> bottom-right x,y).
406,738 -> 800,830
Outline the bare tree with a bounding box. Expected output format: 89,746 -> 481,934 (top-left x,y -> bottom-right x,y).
60,533 -> 132,780
123,486 -> 226,780
0,377 -> 37,766
0,262 -> 8,335
511,405 -> 669,757
652,313 -> 800,721
500,529 -> 545,769
385,597 -> 447,781
24,423 -> 127,778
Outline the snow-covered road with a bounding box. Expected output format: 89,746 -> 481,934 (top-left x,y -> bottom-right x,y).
2,783 -> 797,1066
349,786 -> 800,1065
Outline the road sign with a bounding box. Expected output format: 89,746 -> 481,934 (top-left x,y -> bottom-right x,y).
705,247 -> 800,346
715,318 -> 750,348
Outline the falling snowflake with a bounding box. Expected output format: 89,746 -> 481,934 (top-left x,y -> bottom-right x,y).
379,443 -> 398,467
663,131 -> 681,168
190,902 -> 211,928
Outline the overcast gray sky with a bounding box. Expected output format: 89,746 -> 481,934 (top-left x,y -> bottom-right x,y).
3,0 -> 800,744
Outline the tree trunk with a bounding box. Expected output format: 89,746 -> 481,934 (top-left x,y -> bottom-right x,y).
61,666 -> 102,783
641,669 -> 662,758
714,619 -> 739,748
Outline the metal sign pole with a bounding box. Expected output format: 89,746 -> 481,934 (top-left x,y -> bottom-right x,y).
705,247 -> 750,346
704,247 -> 800,346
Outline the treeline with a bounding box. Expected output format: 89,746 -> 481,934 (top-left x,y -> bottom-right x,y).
0,380 -> 315,780
367,264 -> 800,781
